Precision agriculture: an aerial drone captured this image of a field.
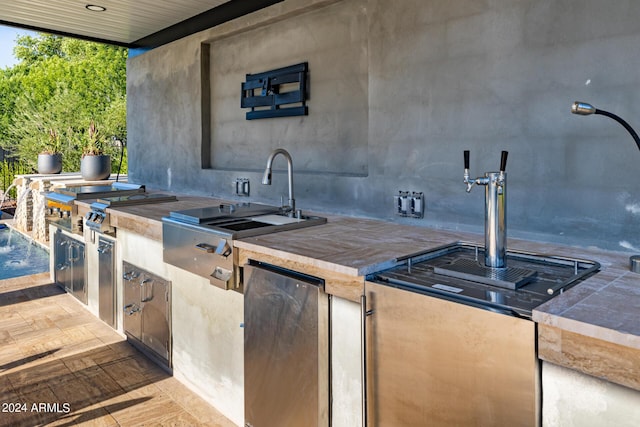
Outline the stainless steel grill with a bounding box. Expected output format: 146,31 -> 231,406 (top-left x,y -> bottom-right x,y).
45,183 -> 145,235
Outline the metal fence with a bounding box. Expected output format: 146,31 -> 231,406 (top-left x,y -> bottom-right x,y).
0,148 -> 30,197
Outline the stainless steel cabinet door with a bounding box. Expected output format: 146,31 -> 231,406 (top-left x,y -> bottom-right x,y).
98,237 -> 115,327
122,261 -> 172,369
53,231 -> 71,290
123,266 -> 142,340
140,275 -> 171,361
70,241 -> 86,304
365,281 -> 539,427
53,230 -> 86,304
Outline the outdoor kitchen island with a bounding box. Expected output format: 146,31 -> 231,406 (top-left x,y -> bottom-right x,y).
79,192 -> 640,427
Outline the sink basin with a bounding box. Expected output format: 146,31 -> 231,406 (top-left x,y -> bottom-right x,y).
249,214 -> 306,225
165,202 -> 327,239
168,211 -> 326,239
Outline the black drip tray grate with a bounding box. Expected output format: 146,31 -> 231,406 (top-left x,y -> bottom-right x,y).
433,258 -> 537,290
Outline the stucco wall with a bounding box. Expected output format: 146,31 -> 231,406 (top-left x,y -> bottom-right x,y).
127,0 -> 640,252
542,362 -> 640,427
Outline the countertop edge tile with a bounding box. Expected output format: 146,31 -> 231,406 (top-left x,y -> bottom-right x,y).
234,239 -> 363,277
532,311 -> 640,351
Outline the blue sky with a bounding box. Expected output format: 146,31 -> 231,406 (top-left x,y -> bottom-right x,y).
0,25 -> 34,68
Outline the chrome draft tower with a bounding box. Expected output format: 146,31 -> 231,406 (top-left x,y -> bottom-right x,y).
463,150 -> 509,268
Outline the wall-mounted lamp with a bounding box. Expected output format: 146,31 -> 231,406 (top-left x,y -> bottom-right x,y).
571,101 -> 640,151
86,5 -> 107,12
571,101 -> 640,272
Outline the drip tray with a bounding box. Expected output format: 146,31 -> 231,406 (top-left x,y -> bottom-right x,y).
433,258 -> 537,290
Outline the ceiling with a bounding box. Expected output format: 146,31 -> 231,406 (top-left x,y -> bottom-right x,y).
0,0 -> 283,49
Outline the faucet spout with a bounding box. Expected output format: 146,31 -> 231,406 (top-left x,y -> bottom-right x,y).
262,148 -> 295,215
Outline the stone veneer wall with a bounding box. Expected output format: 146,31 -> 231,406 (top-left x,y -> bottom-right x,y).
31,180 -> 51,243
13,177 -> 33,233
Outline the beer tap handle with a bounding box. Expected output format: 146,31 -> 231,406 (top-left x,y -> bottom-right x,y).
463,150 -> 474,192
500,151 -> 508,173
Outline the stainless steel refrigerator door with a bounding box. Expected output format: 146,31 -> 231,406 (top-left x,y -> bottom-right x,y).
244,264 -> 329,427
365,281 -> 539,427
98,237 -> 115,327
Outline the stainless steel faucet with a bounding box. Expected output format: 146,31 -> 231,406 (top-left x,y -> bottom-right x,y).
262,148 -> 295,216
463,150 -> 509,268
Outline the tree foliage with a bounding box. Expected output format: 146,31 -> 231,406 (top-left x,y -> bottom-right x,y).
0,33 -> 127,173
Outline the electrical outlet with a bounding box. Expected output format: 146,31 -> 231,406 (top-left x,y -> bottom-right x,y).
411,192 -> 424,218
394,190 -> 425,218
394,191 -> 410,216
235,178 -> 250,197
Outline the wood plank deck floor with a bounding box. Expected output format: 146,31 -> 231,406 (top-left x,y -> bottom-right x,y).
0,273 -> 236,427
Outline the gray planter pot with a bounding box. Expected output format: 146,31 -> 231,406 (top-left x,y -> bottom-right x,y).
37,153 -> 62,174
81,154 -> 111,181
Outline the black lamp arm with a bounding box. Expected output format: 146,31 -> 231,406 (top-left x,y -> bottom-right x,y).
595,109 -> 640,152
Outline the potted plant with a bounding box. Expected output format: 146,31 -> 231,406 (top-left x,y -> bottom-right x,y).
80,121 -> 112,181
37,128 -> 63,174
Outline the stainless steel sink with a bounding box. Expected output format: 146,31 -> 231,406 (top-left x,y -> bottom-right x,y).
162,203 -> 326,290
199,213 -> 327,238
372,241 -> 600,318
164,202 -> 326,239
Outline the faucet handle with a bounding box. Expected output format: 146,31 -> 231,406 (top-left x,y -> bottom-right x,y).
500,150 -> 508,173
464,150 -> 470,170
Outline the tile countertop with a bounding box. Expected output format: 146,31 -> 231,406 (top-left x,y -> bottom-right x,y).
88,193 -> 640,389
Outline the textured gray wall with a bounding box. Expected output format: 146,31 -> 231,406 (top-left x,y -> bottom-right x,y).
128,0 -> 640,252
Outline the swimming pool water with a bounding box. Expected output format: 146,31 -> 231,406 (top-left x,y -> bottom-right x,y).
0,227 -> 50,280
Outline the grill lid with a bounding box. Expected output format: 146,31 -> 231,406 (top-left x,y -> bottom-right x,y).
45,192 -> 76,205
50,182 -> 145,200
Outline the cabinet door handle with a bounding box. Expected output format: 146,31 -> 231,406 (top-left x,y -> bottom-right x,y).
140,278 -> 154,302
123,271 -> 140,281
124,303 -> 139,315
97,242 -> 112,254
